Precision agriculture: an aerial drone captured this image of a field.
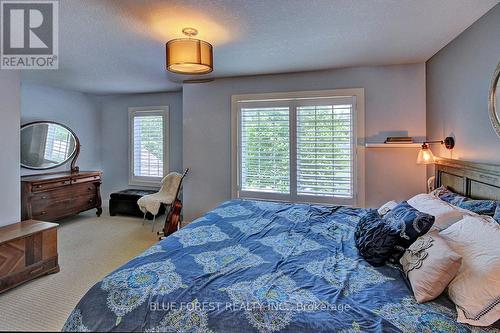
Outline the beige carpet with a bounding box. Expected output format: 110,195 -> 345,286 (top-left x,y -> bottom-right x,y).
0,209 -> 161,331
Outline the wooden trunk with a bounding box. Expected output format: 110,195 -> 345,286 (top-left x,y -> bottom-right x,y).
0,220 -> 59,293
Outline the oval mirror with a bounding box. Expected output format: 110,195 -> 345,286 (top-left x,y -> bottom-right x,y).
21,121 -> 79,170
489,62 -> 500,137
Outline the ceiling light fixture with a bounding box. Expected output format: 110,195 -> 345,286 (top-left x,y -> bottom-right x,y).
166,27 -> 213,75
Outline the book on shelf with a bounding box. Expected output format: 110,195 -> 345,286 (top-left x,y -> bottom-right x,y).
384,137 -> 414,144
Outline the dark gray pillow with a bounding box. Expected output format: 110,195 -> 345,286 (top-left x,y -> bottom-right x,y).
354,210 -> 400,267
383,201 -> 435,258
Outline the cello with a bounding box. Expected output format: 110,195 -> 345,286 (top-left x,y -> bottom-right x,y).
158,168 -> 189,239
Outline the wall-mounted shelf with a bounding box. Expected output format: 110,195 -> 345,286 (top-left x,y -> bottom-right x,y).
365,143 -> 421,148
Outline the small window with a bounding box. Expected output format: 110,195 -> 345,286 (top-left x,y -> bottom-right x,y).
129,106 -> 169,185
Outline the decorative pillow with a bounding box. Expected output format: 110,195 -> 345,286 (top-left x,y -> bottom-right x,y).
383,201 -> 435,258
354,210 -> 401,267
400,231 -> 462,303
377,200 -> 398,216
432,186 -> 499,221
408,193 -> 473,230
440,215 -> 500,326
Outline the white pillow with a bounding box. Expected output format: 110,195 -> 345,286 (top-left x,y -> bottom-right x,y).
400,230 -> 462,304
440,215 -> 500,326
377,200 -> 398,216
408,193 -> 473,230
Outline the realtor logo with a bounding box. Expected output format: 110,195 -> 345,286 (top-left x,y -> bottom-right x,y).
1,0 -> 58,69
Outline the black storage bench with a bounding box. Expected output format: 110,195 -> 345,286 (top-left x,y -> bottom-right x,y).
109,189 -> 166,220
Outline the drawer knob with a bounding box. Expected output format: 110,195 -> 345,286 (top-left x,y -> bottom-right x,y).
41,196 -> 47,200
36,185 -> 42,188
89,199 -> 93,203
41,211 -> 46,215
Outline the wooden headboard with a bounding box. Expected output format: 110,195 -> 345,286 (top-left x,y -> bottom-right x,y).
435,157 -> 500,200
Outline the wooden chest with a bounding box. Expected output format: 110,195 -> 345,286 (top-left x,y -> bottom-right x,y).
0,220 -> 59,293
21,171 -> 103,221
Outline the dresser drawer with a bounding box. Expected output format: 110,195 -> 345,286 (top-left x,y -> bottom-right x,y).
31,202 -> 69,221
32,193 -> 97,220
31,183 -> 97,202
72,194 -> 99,210
31,179 -> 71,192
71,175 -> 101,184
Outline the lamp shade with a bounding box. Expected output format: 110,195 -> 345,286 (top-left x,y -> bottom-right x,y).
416,145 -> 435,165
166,38 -> 213,75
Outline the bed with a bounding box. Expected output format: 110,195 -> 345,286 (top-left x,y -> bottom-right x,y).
62,159 -> 500,332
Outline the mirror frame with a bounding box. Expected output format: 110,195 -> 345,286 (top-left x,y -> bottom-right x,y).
21,121 -> 81,172
489,62 -> 500,138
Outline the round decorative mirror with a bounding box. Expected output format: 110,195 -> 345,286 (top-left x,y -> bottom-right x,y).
489,62 -> 500,138
21,121 -> 80,171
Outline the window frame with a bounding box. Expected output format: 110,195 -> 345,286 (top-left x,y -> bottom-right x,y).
128,106 -> 169,187
231,89 -> 365,207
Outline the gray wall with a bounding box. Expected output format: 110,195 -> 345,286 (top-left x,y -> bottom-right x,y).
98,92 -> 183,200
0,71 -> 21,226
183,64 -> 427,221
20,83 -> 102,175
427,4 -> 500,163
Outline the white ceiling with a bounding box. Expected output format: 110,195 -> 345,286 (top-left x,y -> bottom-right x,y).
21,0 -> 499,95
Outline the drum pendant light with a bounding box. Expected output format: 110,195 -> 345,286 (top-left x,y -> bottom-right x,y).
166,28 -> 213,75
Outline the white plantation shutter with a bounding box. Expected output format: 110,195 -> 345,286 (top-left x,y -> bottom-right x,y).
296,99 -> 354,198
235,94 -> 358,204
240,106 -> 290,194
133,115 -> 163,177
129,107 -> 169,184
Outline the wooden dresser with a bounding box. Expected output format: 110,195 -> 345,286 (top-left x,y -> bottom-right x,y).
21,171 -> 103,222
0,220 -> 59,293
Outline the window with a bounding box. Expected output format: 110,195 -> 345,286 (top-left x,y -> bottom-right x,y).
129,106 -> 169,185
232,89 -> 364,206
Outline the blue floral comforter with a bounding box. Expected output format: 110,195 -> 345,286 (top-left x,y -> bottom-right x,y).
63,199 -> 497,332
